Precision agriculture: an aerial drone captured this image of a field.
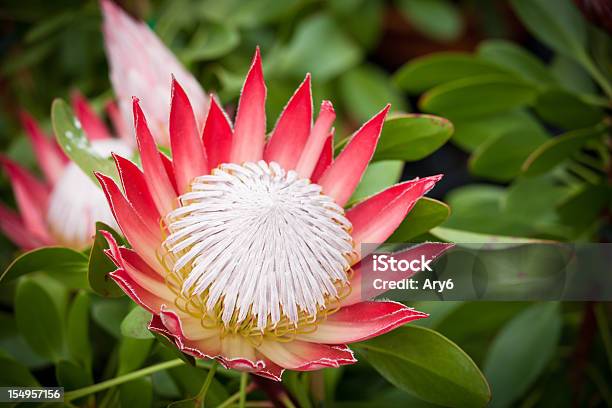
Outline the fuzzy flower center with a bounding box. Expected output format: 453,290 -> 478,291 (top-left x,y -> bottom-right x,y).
163,161 -> 355,334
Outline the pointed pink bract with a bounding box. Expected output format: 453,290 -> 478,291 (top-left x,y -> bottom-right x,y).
202,97 -> 233,170
318,105 -> 390,206
230,48 -> 266,163
264,75 -> 312,169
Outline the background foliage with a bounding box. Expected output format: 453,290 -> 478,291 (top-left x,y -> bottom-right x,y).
0,0 -> 611,407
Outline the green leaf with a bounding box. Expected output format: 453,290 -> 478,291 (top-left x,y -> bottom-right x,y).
534,88 -> 604,129
152,332 -> 196,366
66,291 -> 92,371
120,378 -> 153,408
557,184 -> 609,231
340,64 -> 408,123
92,297 -> 131,338
522,124 -> 607,176
550,55 -> 595,94
353,325 -> 490,408
452,110 -> 546,152
484,303 -> 561,408
167,362 -> 229,406
275,14 -> 362,81
420,75 -> 538,119
56,360 -> 92,391
394,53 -> 509,93
389,198 -> 450,242
396,0 -> 463,42
510,0 -> 586,61
88,222 -> 126,297
181,22 -> 240,62
15,277 -> 66,361
1,247 -> 88,288
0,312 -> 50,369
373,114 -> 453,161
0,355 -> 40,387
121,306 -> 154,339
118,337 -> 154,375
477,39 -> 555,85
430,227 -> 544,243
51,98 -> 119,184
469,129 -> 548,181
349,161 -> 403,205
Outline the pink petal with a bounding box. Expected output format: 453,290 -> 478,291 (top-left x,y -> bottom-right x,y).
202,96 -> 233,170
348,175 -> 442,257
101,0 -> 207,147
71,91 -> 112,140
230,48 -> 266,163
295,100 -> 336,178
0,203 -> 49,249
110,269 -> 168,314
264,75 -> 312,169
0,157 -> 51,242
105,100 -> 131,144
133,98 -> 177,215
102,231 -> 172,300
257,340 -> 356,371
20,111 -> 67,185
170,78 -> 209,194
155,308 -> 267,372
341,243 -> 454,307
159,152 -> 179,193
113,154 -> 161,230
318,105 -> 390,206
95,172 -> 162,271
296,301 -> 427,344
310,133 -> 333,183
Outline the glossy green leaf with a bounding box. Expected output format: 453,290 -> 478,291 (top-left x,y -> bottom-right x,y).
452,110 -> 546,152
276,14 -> 361,80
15,277 -> 66,361
88,222 -> 126,297
0,355 -> 39,387
484,303 -> 561,408
1,247 -> 88,288
121,306 -> 154,339
477,39 -> 555,85
167,362 -> 229,406
340,64 -> 407,123
522,124 -> 607,176
510,0 -> 586,61
51,98 -> 118,184
550,55 -> 595,94
396,0 -> 463,42
469,129 -> 548,181
373,114 -> 453,161
353,325 -> 490,407
534,88 -> 604,129
120,378 -> 153,408
389,198 -> 450,242
394,53 -> 509,93
66,291 -> 92,371
181,22 -> 239,62
0,312 -> 50,369
420,75 -> 537,119
349,161 -> 403,205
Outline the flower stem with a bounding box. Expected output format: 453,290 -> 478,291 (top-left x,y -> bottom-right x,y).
195,360 -> 219,407
217,383 -> 257,408
64,359 -> 184,402
239,372 -> 249,408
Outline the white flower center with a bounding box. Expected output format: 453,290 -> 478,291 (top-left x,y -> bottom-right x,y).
46,139 -> 131,249
164,161 -> 355,331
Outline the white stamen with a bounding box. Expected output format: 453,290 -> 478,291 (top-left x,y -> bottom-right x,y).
164,161 -> 354,330
46,139 -> 131,249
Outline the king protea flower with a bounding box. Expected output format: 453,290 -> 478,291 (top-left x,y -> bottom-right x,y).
0,93 -> 131,250
97,49 -> 451,380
